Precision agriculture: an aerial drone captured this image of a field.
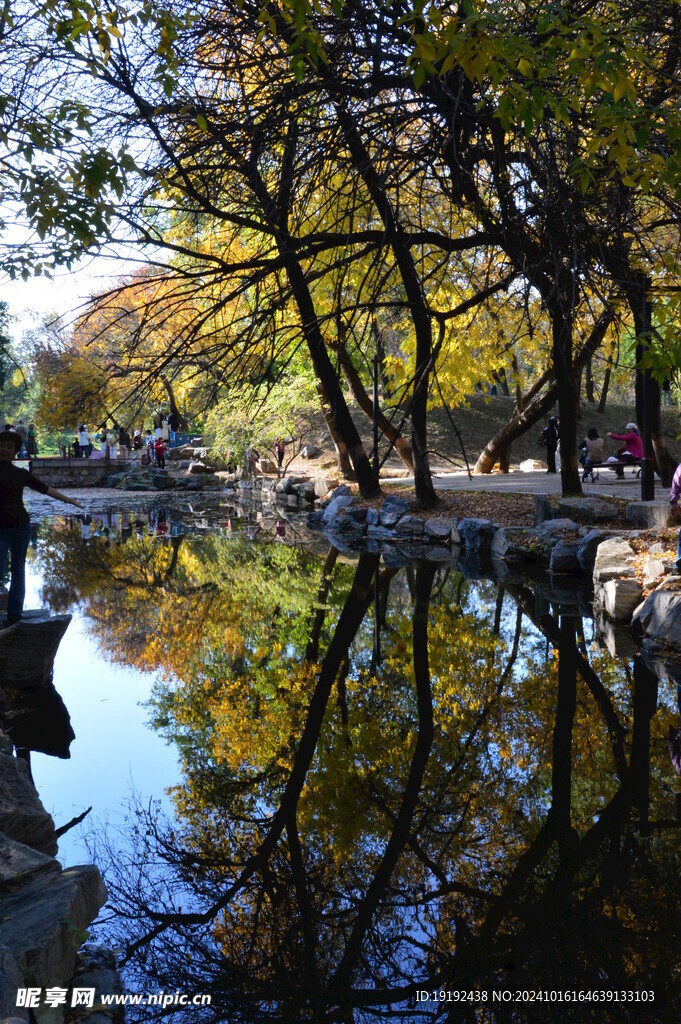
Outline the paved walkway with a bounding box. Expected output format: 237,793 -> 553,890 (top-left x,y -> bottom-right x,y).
382,468 -> 657,500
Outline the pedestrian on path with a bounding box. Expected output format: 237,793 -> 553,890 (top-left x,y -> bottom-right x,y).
539,417 -> 559,474
0,430 -> 82,626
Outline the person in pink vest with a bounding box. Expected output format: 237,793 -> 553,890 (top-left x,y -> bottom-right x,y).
607,422 -> 643,478
669,461 -> 681,572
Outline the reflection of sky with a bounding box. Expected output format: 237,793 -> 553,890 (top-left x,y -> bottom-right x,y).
25,560 -> 179,868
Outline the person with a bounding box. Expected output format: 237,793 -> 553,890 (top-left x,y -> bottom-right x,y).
168,410 -> 180,433
607,422 -> 643,478
144,429 -> 156,465
154,435 -> 166,469
153,411 -> 163,440
161,416 -> 170,441
25,424 -> 38,458
539,416 -> 559,474
0,430 -> 82,626
14,420 -> 27,446
132,430 -> 143,451
662,378 -> 673,406
78,424 -> 91,458
106,424 -> 117,456
118,425 -> 131,459
274,437 -> 285,472
579,426 -> 604,481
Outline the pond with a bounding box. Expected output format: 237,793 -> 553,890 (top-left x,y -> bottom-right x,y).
8,500 -> 681,1022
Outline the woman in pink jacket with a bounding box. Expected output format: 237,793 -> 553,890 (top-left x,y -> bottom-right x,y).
607,422 -> 643,478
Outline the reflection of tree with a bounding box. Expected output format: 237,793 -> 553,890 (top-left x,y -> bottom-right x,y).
38,522 -> 681,1019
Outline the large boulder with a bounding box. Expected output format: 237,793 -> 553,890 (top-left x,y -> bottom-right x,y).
599,578 -> 643,622
550,541 -> 581,575
0,865 -> 107,998
0,945 -> 27,1022
379,494 -> 411,528
626,500 -> 675,530
0,832 -> 59,889
458,518 -> 498,555
554,497 -> 617,524
576,529 -> 611,574
632,578 -> 681,651
0,613 -> 71,692
423,518 -> 454,544
321,495 -> 355,523
188,461 -> 217,475
593,537 -> 637,584
0,752 -> 57,855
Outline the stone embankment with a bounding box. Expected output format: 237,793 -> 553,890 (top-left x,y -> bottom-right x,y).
0,615 -> 120,1024
307,487 -> 681,666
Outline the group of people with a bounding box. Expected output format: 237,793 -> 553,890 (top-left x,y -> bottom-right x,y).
2,420 -> 38,458
72,410 -> 181,465
540,417 -> 644,479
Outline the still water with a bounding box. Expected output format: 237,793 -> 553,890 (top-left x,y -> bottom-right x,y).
10,502 -> 681,1022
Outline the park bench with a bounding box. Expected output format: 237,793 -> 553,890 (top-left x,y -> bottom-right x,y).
582,458 -> 642,483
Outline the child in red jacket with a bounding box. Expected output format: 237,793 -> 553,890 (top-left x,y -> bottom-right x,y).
154,437 -> 166,469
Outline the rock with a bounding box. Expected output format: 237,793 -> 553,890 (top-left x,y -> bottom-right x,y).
626,500 -> 675,530
0,866 -> 107,996
73,943 -> 124,1024
423,518 -> 453,543
534,494 -> 553,525
314,478 -> 337,499
594,609 -> 639,658
366,508 -> 380,526
0,614 -> 70,692
535,517 -> 579,535
599,578 -> 643,621
554,497 -> 617,524
188,461 -> 217,475
593,537 -> 636,584
395,514 -> 424,535
326,483 -> 353,501
321,495 -> 355,524
642,557 -> 666,590
632,578 -> 681,651
458,518 -> 498,555
295,482 -> 316,502
256,458 -> 276,474
423,545 -> 454,563
166,443 -> 193,460
379,494 -> 411,528
576,529 -> 610,574
149,472 -> 175,490
300,445 -> 320,459
367,524 -> 398,541
0,833 -> 59,889
334,514 -> 366,535
284,475 -> 308,495
0,753 -> 57,854
520,459 -> 547,472
451,524 -> 461,546
550,541 -> 581,575
0,946 -> 27,1022
186,479 -> 204,491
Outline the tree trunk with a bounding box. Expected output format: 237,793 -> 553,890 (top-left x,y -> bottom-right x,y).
630,279 -> 677,487
551,301 -> 582,496
332,104 -> 436,508
475,308 -> 613,474
246,155 -> 380,498
336,345 -> 414,471
316,382 -> 353,478
159,375 -> 189,430
598,356 -> 612,415
585,356 -> 595,404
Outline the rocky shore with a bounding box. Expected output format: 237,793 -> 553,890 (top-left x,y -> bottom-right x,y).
0,615 -> 121,1024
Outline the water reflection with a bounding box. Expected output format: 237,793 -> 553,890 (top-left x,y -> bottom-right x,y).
26,514 -> 681,1020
